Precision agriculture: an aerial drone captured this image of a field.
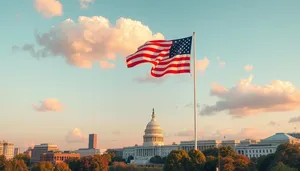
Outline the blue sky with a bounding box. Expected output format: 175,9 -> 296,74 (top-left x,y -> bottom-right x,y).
1,0 -> 300,151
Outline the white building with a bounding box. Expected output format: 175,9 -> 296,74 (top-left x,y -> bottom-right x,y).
236,133 -> 300,158
31,143 -> 59,163
76,148 -> 107,157
0,141 -> 14,160
123,109 -> 179,165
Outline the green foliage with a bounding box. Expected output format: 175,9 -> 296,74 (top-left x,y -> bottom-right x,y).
65,157 -> 80,171
54,162 -> 71,171
271,162 -> 297,171
14,153 -> 31,167
188,149 -> 206,171
31,161 -> 54,171
219,146 -> 236,158
203,148 -> 218,157
204,156 -> 217,171
150,156 -> 164,164
163,150 -> 190,171
273,143 -> 300,169
108,162 -> 162,171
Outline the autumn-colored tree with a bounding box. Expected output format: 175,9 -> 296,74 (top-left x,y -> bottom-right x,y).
65,157 -> 80,171
14,153 -> 31,167
6,159 -> 29,171
204,156 -> 217,171
0,155 -> 8,171
273,143 -> 300,169
271,162 -> 297,171
54,162 -> 71,171
233,154 -> 250,171
188,149 -> 206,171
31,161 -> 54,171
163,150 -> 190,171
102,154 -> 112,164
219,146 -> 236,158
221,157 -> 234,171
79,155 -> 109,171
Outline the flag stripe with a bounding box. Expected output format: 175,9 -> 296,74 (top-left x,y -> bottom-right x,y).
127,55 -> 190,68
151,68 -> 190,77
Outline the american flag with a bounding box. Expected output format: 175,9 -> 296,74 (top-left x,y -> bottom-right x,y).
126,36 -> 193,77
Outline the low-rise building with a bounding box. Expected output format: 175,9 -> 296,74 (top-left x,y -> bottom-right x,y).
31,143 -> 59,163
14,147 -> 20,156
76,148 -> 101,157
40,151 -> 80,165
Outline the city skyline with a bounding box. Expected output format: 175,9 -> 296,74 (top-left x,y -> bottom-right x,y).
1,0 -> 300,151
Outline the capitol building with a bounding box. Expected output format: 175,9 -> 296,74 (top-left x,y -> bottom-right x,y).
121,109 -> 300,165
123,109 -> 178,165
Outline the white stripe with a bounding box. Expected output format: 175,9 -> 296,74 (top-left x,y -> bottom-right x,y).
126,49 -> 169,59
145,40 -> 172,45
155,60 -> 190,69
152,66 -> 190,75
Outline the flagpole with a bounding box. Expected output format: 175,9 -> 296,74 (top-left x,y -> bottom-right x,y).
192,32 -> 197,150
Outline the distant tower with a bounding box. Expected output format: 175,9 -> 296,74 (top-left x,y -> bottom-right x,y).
89,134 -> 98,149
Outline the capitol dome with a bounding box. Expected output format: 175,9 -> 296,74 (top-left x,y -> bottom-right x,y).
143,108 -> 164,146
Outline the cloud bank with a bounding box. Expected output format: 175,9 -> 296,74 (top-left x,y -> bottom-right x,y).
14,16 -> 164,68
200,75 -> 300,117
289,116 -> 300,123
33,98 -> 63,112
35,0 -> 63,18
65,128 -> 87,143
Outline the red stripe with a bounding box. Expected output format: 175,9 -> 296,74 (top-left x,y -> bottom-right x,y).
153,63 -> 190,72
127,56 -> 190,68
126,53 -> 170,63
127,47 -> 169,61
151,69 -> 190,77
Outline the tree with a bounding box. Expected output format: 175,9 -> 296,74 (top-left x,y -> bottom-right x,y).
14,154 -> 31,167
188,149 -> 206,171
31,161 -> 54,171
204,156 -> 217,171
271,162 -> 297,171
273,143 -> 300,169
221,157 -> 234,171
150,155 -> 163,164
256,153 -> 275,171
0,155 -> 8,171
126,156 -> 134,164
6,159 -> 29,171
65,157 -> 80,171
219,146 -> 237,158
163,150 -> 190,171
203,148 -> 218,157
233,154 -> 250,171
54,162 -> 71,171
79,155 -> 108,171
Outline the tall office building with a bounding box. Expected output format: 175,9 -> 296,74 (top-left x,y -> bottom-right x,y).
14,147 -> 20,156
88,134 -> 97,149
0,141 -> 14,159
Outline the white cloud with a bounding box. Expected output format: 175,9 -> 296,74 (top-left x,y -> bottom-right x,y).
244,64 -> 253,71
14,16 -> 163,68
80,0 -> 94,9
65,128 -> 87,143
33,98 -> 63,112
196,57 -> 209,72
200,75 -> 300,117
35,0 -> 63,18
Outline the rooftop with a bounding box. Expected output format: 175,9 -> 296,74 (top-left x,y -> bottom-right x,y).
263,133 -> 299,141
